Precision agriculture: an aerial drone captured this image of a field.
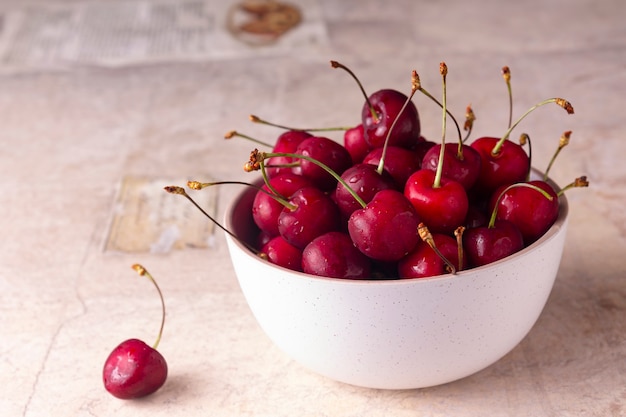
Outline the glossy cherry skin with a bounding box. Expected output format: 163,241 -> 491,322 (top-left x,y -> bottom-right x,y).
411,138 -> 436,162
334,163 -> 397,219
362,145 -> 423,188
421,143 -> 482,190
266,130 -> 312,178
103,339 -> 168,399
490,180 -> 559,244
463,220 -> 524,268
261,235 -> 303,272
404,169 -> 469,235
343,124 -> 370,164
278,186 -> 341,249
470,137 -> 530,196
398,234 -> 460,278
295,136 -> 353,191
348,189 -> 420,262
252,173 -> 312,237
302,231 -> 371,279
362,89 -> 421,149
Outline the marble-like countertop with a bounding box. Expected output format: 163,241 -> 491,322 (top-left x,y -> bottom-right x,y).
1,0 -> 624,416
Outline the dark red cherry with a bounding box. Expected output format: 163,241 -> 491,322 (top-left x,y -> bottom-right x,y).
404,169 -> 469,235
470,137 -> 530,195
398,233 -> 460,278
295,136 -> 353,191
266,130 -> 312,177
334,163 -> 397,218
302,231 -> 371,279
103,339 -> 168,399
412,138 -> 436,164
278,186 -> 341,249
261,235 -> 303,272
421,143 -> 482,190
362,89 -> 421,149
463,219 -> 524,267
464,204 -> 489,229
362,145 -> 423,187
348,189 -> 420,262
343,124 -> 370,164
490,180 -> 559,244
252,173 -> 312,237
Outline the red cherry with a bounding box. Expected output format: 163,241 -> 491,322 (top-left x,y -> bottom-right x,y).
103,265 -> 167,399
362,89 -> 421,149
470,137 -> 530,195
404,169 -> 468,235
421,143 -> 482,190
103,339 -> 168,399
398,233 -> 460,278
278,186 -> 341,249
490,180 -> 559,244
252,173 -> 311,237
348,189 -> 420,262
266,130 -> 312,177
295,136 -> 353,191
261,235 -> 303,272
334,163 -> 397,219
362,145 -> 423,187
302,231 -> 371,279
463,219 -> 524,267
343,124 -> 370,164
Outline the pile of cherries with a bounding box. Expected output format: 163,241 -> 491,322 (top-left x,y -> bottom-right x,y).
233,62 -> 586,280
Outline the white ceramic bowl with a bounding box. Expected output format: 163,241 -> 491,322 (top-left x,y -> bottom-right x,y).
224,174 -> 569,389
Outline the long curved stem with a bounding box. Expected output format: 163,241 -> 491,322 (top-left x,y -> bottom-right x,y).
131,264 -> 165,350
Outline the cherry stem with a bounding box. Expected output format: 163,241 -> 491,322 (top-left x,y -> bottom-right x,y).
491,97 -> 574,156
543,130 -> 571,181
163,185 -> 260,254
557,176 -> 589,196
488,183 -> 554,228
224,130 -> 273,148
249,114 -> 351,132
415,76 -> 464,149
330,60 -> 379,123
463,104 -> 476,143
131,264 -> 165,350
418,223 -> 456,274
433,62 -> 448,189
519,133 -> 532,181
454,226 -> 465,272
502,66 -> 513,129
245,149 -> 367,208
376,70 -> 419,176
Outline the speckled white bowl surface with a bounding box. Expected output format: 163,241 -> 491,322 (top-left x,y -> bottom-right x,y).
225,174 -> 569,389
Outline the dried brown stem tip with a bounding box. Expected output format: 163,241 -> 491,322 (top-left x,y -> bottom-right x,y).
244,148 -> 262,172
411,70 -> 420,93
132,264 -> 147,276
187,181 -> 208,190
560,130 -> 572,147
464,105 -> 476,131
519,133 -> 529,146
501,66 -> 511,82
164,185 -> 186,195
575,176 -> 589,187
249,114 -> 262,123
555,98 -> 575,114
440,62 -> 448,77
412,70 -> 422,91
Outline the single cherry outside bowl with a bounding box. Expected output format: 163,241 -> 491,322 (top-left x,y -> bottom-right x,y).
224,170 -> 569,389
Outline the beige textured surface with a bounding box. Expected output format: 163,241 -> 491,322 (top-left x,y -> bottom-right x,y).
0,0 -> 624,416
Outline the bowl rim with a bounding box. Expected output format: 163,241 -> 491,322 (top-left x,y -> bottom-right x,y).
224,168 -> 569,285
